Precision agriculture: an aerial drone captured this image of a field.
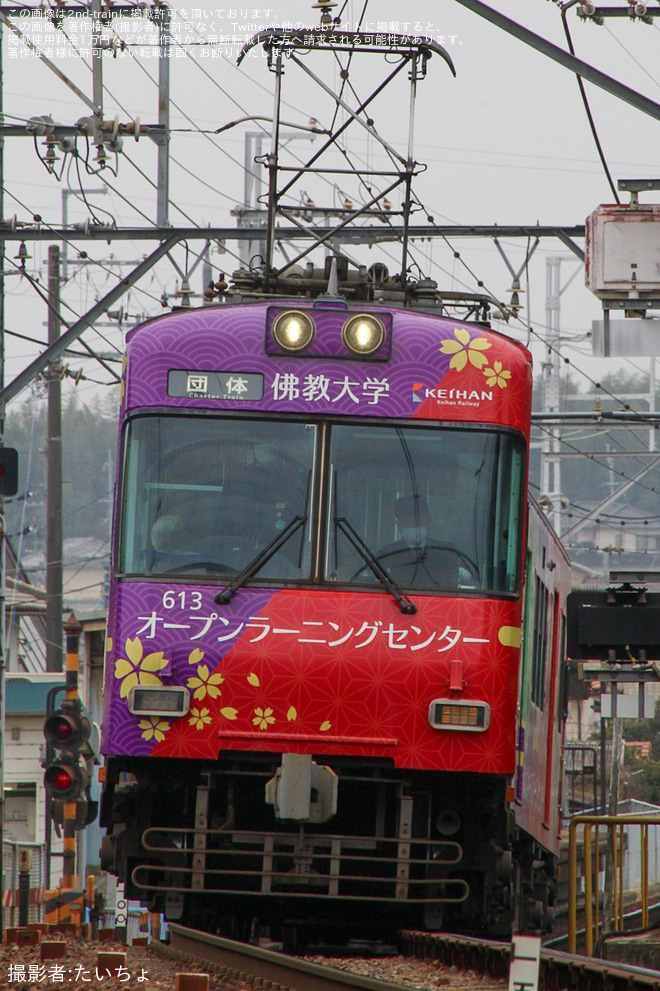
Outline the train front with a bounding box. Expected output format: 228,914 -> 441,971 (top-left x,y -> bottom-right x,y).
99,298 -> 534,943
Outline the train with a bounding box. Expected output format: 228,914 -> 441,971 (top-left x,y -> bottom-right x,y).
98,266 -> 571,947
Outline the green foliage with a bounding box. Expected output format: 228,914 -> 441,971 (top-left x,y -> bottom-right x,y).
623,699 -> 660,760
621,700 -> 660,803
3,389 -> 119,557
627,760 -> 660,805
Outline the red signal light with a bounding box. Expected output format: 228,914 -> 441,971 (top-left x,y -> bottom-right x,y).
46,715 -> 75,744
43,707 -> 90,749
44,763 -> 76,796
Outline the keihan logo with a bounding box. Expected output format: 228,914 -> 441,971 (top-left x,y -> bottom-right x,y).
412,381 -> 494,404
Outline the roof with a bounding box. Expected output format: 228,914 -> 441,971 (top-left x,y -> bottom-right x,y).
625,740 -> 653,759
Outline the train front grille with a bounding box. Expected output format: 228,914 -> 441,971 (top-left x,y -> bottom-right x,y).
133,827 -> 469,905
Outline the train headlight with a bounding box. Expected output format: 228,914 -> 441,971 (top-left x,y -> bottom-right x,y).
271,309 -> 316,352
127,685 -> 190,717
342,313 -> 385,355
428,699 -> 490,732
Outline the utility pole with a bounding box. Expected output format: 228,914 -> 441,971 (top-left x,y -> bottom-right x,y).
61,187 -> 107,283
157,4 -> 171,228
541,257 -> 564,535
603,702 -> 623,934
541,256 -> 582,535
0,11 -> 6,941
46,245 -> 63,674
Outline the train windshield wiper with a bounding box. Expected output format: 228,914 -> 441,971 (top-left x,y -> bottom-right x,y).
214,515 -> 307,604
334,516 -> 417,615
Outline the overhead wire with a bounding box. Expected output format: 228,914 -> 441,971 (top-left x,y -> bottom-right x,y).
174,3 -> 660,445
106,16 -> 269,207
43,14 -> 255,295
9,3 -> 660,512
50,10 -> 255,234
198,5 -> 660,485
534,419 -> 660,514
527,477 -> 660,547
0,14 -> 566,330
1,185 -> 176,311
165,2 -> 411,228
149,0 -> 494,298
1,253 -> 122,383
604,21 -> 660,92
560,1 -> 620,203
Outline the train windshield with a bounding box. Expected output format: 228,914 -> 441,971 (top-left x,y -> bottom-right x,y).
118,415 -> 524,596
327,425 -> 525,595
118,416 -> 315,579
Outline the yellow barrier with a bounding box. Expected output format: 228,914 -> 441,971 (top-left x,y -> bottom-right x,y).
568,814 -> 660,954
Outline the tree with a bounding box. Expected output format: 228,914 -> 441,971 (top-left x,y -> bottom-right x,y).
3,387 -> 119,560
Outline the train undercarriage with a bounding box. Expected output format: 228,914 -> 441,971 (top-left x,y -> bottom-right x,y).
99,753 -> 556,946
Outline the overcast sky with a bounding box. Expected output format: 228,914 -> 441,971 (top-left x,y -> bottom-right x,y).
3,0 -> 660,410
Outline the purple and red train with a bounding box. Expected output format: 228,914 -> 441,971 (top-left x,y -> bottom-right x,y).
99,274 -> 570,944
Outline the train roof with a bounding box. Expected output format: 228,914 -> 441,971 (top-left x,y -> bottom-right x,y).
126,295 -> 532,363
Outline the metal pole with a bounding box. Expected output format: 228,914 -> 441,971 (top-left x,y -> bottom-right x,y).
542,258 -> 562,534
600,715 -> 607,816
603,683 -> 623,934
61,187 -> 108,282
401,54 -> 420,290
0,235 -> 179,408
264,50 -> 283,287
17,848 -> 29,927
157,5 -> 170,227
46,246 -> 63,674
91,0 -> 103,117
452,0 -> 660,122
0,13 -> 6,939
44,685 -> 65,891
61,614 -> 81,891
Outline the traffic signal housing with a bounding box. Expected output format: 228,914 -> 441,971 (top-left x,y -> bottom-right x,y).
0,446 -> 18,497
43,699 -> 99,828
44,704 -> 91,752
44,757 -> 90,802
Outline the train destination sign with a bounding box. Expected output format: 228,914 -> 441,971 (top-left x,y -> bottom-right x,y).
168,370 -> 264,400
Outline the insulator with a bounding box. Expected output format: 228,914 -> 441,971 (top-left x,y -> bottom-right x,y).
15,242 -> 31,264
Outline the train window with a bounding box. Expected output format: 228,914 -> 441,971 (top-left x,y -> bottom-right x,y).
531,576 -> 549,709
117,415 -> 316,580
325,423 -> 525,595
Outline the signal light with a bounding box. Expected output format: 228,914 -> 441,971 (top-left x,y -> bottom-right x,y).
44,708 -> 90,749
46,765 -> 75,793
43,699 -> 99,827
0,447 -> 18,497
44,757 -> 89,802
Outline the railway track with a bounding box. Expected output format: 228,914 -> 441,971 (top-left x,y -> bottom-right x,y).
403,931 -> 660,988
162,924 -> 416,991
158,924 -> 660,991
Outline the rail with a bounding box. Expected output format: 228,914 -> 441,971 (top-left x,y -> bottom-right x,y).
162,925 -> 660,991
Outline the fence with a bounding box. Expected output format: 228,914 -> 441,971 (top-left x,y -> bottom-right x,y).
568,814 -> 660,954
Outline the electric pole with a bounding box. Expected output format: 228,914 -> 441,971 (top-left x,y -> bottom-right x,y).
46,245 -> 62,674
